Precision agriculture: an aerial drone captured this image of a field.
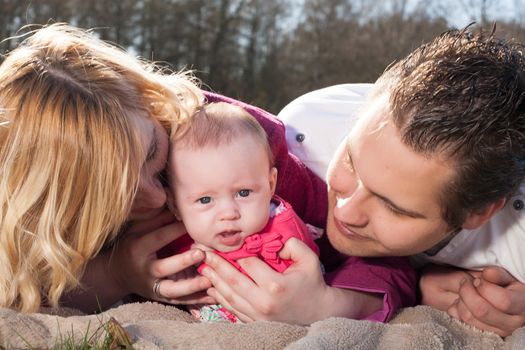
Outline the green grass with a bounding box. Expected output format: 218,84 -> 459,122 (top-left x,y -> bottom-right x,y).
13,317 -> 132,350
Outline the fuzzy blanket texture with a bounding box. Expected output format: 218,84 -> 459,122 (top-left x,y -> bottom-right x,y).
1,302 -> 524,349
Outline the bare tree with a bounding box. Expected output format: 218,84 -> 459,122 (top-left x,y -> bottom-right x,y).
73,0 -> 139,46
0,1 -> 28,52
239,0 -> 288,104
1,0 -> 524,113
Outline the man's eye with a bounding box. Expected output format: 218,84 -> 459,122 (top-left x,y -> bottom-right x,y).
238,189 -> 251,197
198,197 -> 212,204
383,201 -> 404,216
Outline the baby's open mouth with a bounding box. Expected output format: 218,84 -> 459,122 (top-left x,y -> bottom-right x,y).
218,230 -> 242,246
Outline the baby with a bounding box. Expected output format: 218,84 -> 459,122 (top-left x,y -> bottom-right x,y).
164,102 -> 320,322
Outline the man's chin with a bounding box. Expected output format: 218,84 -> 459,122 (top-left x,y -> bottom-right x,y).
326,229 -> 380,257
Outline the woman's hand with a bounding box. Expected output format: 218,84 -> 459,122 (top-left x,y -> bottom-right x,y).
110,210 -> 214,304
200,238 -> 382,324
64,210 -> 213,312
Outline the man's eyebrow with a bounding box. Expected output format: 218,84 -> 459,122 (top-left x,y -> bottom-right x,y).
146,126 -> 158,161
372,191 -> 427,219
345,140 -> 425,219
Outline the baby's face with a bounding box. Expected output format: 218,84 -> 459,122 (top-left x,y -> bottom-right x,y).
169,134 -> 277,252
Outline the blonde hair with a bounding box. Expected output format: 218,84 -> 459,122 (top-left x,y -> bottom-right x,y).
0,23 -> 203,312
172,102 -> 273,166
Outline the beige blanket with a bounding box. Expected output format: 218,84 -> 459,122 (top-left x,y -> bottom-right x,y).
0,302 -> 522,349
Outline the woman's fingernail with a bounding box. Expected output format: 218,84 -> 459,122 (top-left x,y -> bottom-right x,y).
473,278 -> 481,287
200,267 -> 210,277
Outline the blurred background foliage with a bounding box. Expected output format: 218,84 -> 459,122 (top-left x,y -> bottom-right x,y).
1,0 -> 524,113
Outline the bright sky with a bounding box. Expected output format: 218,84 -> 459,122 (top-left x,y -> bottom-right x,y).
289,0 -> 523,29
413,0 -> 523,28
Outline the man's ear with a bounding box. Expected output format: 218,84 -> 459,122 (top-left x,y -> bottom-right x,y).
462,197 -> 506,230
269,167 -> 278,195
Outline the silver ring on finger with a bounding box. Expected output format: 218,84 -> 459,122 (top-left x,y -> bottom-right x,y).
153,278 -> 163,299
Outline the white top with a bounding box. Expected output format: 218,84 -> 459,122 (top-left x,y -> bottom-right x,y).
416,186 -> 525,282
278,84 -> 372,181
277,84 -> 525,282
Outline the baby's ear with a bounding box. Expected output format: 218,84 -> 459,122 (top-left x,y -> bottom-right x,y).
166,189 -> 182,221
269,167 -> 278,195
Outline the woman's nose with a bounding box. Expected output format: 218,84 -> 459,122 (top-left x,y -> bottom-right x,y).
136,177 -> 167,209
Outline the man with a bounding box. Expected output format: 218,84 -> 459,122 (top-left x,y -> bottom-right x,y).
202,29 -> 525,336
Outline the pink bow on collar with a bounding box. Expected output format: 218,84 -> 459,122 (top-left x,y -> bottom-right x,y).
244,233 -> 283,263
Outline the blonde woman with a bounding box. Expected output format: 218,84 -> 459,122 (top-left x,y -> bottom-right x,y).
0,23 -> 213,313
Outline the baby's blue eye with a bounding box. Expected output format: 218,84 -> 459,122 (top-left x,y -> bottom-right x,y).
238,189 -> 251,197
198,196 -> 211,204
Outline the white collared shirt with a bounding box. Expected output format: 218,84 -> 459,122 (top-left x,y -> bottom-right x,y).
277,84 -> 525,282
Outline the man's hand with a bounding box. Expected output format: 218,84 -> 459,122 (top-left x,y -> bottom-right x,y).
448,266 -> 525,337
201,238 -> 382,324
421,264 -> 525,337
419,264 -> 479,310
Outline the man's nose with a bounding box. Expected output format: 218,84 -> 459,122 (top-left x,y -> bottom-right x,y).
334,183 -> 369,227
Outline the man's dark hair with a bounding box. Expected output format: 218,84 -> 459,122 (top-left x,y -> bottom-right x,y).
378,28 -> 525,228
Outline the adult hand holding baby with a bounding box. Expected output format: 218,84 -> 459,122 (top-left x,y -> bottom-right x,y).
201,238 -> 325,324
201,237 -> 382,324
66,210 -> 214,312
117,210 -> 214,305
